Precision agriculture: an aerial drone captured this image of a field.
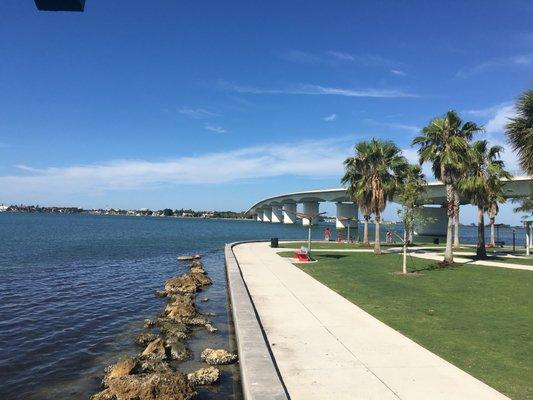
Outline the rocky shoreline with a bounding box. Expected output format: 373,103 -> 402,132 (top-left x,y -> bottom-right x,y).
91,256 -> 238,400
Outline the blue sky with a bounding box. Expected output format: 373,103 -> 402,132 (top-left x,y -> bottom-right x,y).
0,0 -> 532,223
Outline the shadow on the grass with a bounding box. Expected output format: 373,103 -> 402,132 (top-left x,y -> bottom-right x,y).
410,261 -> 462,273
316,254 -> 350,260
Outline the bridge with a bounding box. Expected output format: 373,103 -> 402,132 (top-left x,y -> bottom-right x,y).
247,176 -> 533,236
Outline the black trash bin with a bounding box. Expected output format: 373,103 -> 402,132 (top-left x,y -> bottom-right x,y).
271,238 -> 279,248
433,238 -> 439,245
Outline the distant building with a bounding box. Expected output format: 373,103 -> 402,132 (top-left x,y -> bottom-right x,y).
0,204 -> 8,212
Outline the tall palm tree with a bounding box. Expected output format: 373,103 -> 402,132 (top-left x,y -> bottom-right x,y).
342,142 -> 373,245
487,193 -> 505,247
506,89 -> 533,175
412,110 -> 483,264
458,140 -> 511,258
343,139 -> 407,255
396,164 -> 427,244
453,190 -> 461,248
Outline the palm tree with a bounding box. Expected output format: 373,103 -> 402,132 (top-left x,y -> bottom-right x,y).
412,110 -> 483,264
396,164 -> 427,244
506,89 -> 533,175
458,141 -> 511,258
342,142 -> 373,245
343,139 -> 407,255
487,193 -> 505,247
453,190 -> 461,248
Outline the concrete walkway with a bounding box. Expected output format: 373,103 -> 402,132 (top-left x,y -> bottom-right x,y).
233,242 -> 509,400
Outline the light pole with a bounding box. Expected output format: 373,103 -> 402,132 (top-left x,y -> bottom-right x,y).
284,209 -> 326,257
337,216 -> 357,243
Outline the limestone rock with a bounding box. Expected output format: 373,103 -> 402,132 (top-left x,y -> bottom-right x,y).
141,338 -> 167,361
154,290 -> 167,297
90,388 -> 115,400
167,339 -> 190,361
190,265 -> 205,275
200,348 -> 238,365
165,295 -> 197,321
102,357 -> 138,387
137,358 -> 173,375
165,275 -> 198,294
187,367 -> 220,386
157,318 -> 189,341
177,254 -> 201,261
136,332 -> 159,346
106,372 -> 196,400
205,323 -> 218,333
183,316 -> 208,326
143,319 -> 155,329
190,272 -> 212,287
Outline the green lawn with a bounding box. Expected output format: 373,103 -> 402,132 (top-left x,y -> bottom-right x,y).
278,241 -> 407,249
277,251 -> 532,400
460,255 -> 533,266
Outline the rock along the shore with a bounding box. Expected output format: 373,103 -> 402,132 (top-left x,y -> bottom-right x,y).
200,348 -> 238,365
94,372 -> 196,400
177,254 -> 201,261
187,367 -> 220,386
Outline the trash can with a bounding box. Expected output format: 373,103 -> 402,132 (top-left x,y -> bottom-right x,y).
270,238 -> 279,248
433,238 -> 439,245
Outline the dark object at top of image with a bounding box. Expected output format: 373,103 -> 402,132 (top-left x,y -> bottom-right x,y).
34,0 -> 85,12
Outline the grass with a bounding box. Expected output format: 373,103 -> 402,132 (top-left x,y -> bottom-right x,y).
278,241 -> 408,249
460,255 -> 533,266
277,251 -> 532,400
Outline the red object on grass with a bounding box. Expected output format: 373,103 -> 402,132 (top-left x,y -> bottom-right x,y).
294,250 -> 310,262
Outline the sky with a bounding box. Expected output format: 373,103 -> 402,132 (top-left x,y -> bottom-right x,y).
0,0 -> 532,224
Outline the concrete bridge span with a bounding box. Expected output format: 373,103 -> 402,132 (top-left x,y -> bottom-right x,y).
247,176 -> 532,236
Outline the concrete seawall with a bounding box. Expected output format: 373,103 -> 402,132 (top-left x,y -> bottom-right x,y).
224,242 -> 289,400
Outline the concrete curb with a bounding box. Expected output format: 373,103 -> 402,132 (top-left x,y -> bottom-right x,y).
225,241 -> 289,400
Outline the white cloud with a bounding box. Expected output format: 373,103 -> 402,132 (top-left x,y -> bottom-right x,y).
366,119 -> 420,134
279,50 -> 398,68
219,81 -> 417,98
390,69 -> 406,76
465,102 -> 520,172
178,108 -> 218,119
204,123 -> 227,134
326,51 -> 355,61
456,54 -> 533,78
322,113 -> 337,121
485,104 -> 516,134
0,137 -> 357,200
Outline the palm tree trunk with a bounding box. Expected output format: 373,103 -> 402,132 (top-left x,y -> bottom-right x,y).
374,211 -> 381,255
477,206 -> 487,258
444,184 -> 454,264
453,190 -> 460,248
489,217 -> 496,247
363,215 -> 369,245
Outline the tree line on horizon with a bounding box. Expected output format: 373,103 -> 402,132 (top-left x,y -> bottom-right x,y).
342,88 -> 532,263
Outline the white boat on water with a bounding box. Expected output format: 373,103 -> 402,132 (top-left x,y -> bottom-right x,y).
0,205 -> 8,212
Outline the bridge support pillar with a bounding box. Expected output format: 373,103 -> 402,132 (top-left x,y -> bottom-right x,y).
282,203 -> 297,224
416,206 -> 447,237
336,203 -> 358,229
262,207 -> 272,223
256,209 -> 263,222
271,206 -> 282,223
302,201 -> 319,226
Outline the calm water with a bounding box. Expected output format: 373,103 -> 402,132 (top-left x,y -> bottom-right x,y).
0,213 -> 527,400
0,213 -> 320,400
